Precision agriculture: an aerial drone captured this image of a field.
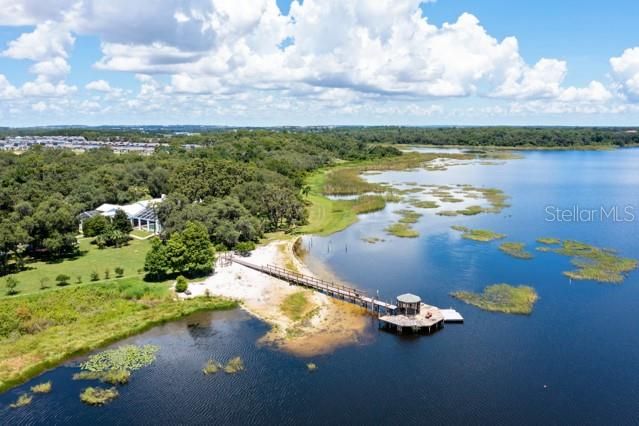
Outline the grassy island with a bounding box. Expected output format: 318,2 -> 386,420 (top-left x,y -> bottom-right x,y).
541,240 -> 638,283
452,284 -> 539,314
451,226 -> 506,242
385,223 -> 420,238
499,242 -> 534,259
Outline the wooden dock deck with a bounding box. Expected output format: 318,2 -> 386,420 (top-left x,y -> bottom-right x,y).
229,256 -> 398,314
227,255 -> 463,333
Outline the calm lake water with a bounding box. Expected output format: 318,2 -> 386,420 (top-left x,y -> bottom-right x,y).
2,149 -> 639,425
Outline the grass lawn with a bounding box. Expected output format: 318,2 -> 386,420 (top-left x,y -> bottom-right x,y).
0,280 -> 237,392
279,291 -> 315,322
130,229 -> 154,238
2,238 -> 151,297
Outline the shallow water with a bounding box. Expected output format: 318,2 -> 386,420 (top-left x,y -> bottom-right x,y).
2,149 -> 639,425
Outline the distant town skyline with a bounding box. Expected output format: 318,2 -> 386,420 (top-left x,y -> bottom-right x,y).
1,0 -> 639,127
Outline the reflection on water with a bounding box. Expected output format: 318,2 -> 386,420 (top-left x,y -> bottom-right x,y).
2,149 -> 639,425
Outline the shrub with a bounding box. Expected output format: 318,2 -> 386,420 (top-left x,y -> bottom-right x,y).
5,276 -> 19,295
31,381 -> 52,394
80,387 -> 119,406
175,276 -> 188,293
90,271 -> 100,282
104,269 -> 110,280
55,274 -> 71,287
234,241 -> 256,256
76,276 -> 83,284
114,267 -> 124,278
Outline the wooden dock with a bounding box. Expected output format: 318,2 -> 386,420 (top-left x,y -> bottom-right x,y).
227,255 -> 463,334
229,256 -> 398,314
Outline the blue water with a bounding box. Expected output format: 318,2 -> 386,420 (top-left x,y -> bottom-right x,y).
2,149 -> 639,425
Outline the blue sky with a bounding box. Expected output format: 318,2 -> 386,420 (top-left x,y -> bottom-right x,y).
0,0 -> 638,126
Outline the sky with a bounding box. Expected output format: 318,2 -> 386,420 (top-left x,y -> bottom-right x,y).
0,0 -> 638,127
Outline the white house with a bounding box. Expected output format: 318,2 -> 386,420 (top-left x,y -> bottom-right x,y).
79,196 -> 164,235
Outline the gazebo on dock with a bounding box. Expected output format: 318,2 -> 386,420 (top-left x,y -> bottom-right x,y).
396,293 -> 421,316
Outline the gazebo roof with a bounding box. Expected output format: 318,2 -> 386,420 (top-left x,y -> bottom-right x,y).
397,293 -> 421,304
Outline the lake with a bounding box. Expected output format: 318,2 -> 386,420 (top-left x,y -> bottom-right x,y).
2,149 -> 638,425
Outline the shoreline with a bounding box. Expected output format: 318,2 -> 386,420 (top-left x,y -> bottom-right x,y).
183,239 -> 371,357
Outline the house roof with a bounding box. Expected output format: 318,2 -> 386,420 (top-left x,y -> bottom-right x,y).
397,293 -> 421,304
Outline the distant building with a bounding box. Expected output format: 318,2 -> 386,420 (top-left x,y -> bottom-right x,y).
79,196 -> 165,235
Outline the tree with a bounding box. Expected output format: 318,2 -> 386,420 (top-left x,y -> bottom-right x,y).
83,215 -> 110,237
175,276 -> 188,293
115,267 -> 124,278
90,271 -> 99,281
39,277 -> 50,290
234,241 -> 256,257
5,276 -> 18,295
55,274 -> 70,287
112,209 -> 132,234
144,238 -> 170,280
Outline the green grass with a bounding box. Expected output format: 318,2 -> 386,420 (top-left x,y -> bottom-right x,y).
0,282 -> 237,393
130,229 -> 153,238
280,291 -> 314,321
451,226 -> 506,242
543,240 -> 638,283
30,381 -> 52,394
452,284 -> 539,314
385,223 -> 419,238
395,209 -> 423,224
2,238 -> 151,297
499,242 -> 534,260
80,386 -> 119,406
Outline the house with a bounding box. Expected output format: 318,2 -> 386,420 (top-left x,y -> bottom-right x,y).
79,196 -> 165,235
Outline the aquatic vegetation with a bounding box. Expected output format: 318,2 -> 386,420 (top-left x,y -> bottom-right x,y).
409,200 -> 439,209
79,387 -> 119,406
439,196 -> 464,203
452,284 -> 538,315
395,209 -> 423,224
202,359 -> 221,375
436,210 -> 459,217
280,291 -> 314,322
499,242 -> 534,260
323,168 -> 385,196
451,226 -> 506,242
74,369 -> 131,385
224,357 -> 245,374
81,345 -> 159,373
0,282 -> 237,393
456,205 -> 485,216
537,237 -> 561,245
351,195 -> 387,214
30,381 -> 52,394
543,240 -> 638,283
10,393 -> 33,408
383,193 -> 403,203
361,237 -> 385,244
307,363 -> 318,372
385,223 -> 419,238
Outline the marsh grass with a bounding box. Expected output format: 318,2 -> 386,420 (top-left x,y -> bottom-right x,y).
0,284 -> 236,393
10,393 -> 33,408
81,345 -> 159,373
452,284 -> 538,315
385,223 -> 419,238
351,195 -> 387,214
395,210 -> 423,224
544,240 -> 638,283
361,237 -> 384,244
30,381 -> 52,394
74,370 -> 131,385
499,242 -> 534,260
224,357 -> 244,374
79,386 -> 119,406
451,226 -> 506,242
280,291 -> 314,322
202,359 -> 221,375
409,200 -> 439,209
456,205 -> 485,216
537,237 -> 561,245
323,168 -> 385,195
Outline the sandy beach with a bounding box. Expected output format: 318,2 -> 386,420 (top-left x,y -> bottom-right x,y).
181,239 -> 370,357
